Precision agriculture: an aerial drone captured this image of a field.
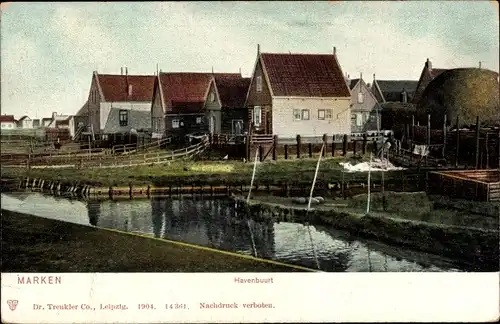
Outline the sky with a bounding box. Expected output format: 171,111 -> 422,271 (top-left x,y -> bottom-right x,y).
1,1 -> 498,119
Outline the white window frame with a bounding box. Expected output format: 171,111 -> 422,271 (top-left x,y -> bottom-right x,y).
232,119 -> 244,135
356,113 -> 363,126
256,75 -> 262,92
325,109 -> 333,119
357,92 -> 364,104
301,109 -> 310,120
119,110 -> 128,126
318,109 -> 325,120
172,119 -> 180,129
293,109 -> 301,120
196,116 -> 202,124
254,106 -> 261,126
209,92 -> 215,103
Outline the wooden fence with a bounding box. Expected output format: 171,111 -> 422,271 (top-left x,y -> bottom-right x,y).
1,136 -> 209,169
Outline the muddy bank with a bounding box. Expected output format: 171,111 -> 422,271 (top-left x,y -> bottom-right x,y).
231,194 -> 499,268
1,209 -> 310,272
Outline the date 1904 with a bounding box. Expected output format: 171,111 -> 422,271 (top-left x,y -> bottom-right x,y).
138,304 -> 155,310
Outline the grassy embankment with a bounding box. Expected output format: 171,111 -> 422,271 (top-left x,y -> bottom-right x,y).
1,156 -> 413,188
1,210 -> 309,272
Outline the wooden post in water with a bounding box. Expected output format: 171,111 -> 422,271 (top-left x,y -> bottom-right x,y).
455,116 -> 460,168
475,116 -> 480,169
296,135 -> 301,159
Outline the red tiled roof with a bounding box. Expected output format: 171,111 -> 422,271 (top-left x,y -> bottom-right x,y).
260,53 -> 351,97
159,72 -> 240,113
215,76 -> 251,109
97,74 -> 156,102
0,115 -> 15,123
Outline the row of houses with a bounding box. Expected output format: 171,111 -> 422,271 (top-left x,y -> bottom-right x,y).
0,112 -> 73,133
7,46 -> 492,143
77,47 -> 450,142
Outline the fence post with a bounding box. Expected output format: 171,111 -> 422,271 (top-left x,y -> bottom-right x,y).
475,116 -> 480,169
296,135 -> 301,159
442,114 -> 447,159
272,135 -> 278,160
455,116 -> 460,168
322,134 -> 327,157
245,135 -> 251,161
362,133 -> 367,155
353,139 -> 357,155
485,132 -> 489,169
308,143 -> 312,158
331,134 -> 335,157
284,144 -> 288,160
342,134 -> 348,156
259,145 -> 263,162
426,114 -> 430,167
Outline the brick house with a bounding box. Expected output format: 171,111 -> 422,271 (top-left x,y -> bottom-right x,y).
348,73 -> 381,132
151,72 -> 241,140
76,68 -> 155,138
204,74 -> 251,135
244,46 -> 352,138
412,58 -> 447,105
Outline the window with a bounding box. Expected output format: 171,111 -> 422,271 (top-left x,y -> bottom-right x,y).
119,110 -> 128,126
351,113 -> 357,124
318,109 -> 325,120
196,116 -> 202,124
363,113 -> 370,122
357,92 -> 364,104
325,109 -> 333,119
301,109 -> 310,120
293,109 -> 301,120
232,119 -> 243,135
356,113 -> 362,126
209,92 -> 215,103
256,75 -> 262,92
254,106 -> 261,126
172,119 -> 180,129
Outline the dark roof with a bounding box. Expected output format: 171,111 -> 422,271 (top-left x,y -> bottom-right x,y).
97,74 -> 156,102
430,68 -> 447,79
376,80 -> 418,93
56,120 -> 69,126
349,79 -> 360,90
0,115 -> 15,123
18,115 -> 31,121
75,102 -> 88,116
159,72 -> 240,113
380,102 -> 417,111
215,76 -> 251,108
260,53 -> 351,97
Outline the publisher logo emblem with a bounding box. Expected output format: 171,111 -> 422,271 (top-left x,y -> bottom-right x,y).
7,300 -> 18,311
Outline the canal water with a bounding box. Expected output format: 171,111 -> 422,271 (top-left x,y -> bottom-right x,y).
1,192 -> 475,272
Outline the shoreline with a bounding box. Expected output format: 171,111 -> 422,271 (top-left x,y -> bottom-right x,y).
231,194 -> 499,269
1,209 -> 312,273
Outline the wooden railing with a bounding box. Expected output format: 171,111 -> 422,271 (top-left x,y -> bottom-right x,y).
251,134 -> 274,144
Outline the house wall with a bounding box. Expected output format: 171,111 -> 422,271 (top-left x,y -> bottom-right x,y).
101,103 -> 152,134
0,122 -> 16,129
19,119 -> 33,129
204,82 -> 222,134
272,97 -> 351,138
88,75 -> 102,133
246,58 -> 273,134
350,81 -> 380,132
164,113 -> 208,139
151,84 -> 164,137
221,108 -> 248,134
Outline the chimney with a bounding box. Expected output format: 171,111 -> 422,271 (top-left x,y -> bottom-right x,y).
373,73 -> 376,82
121,67 -> 123,75
211,66 -> 214,74
426,58 -> 432,71
239,67 -> 242,75
360,72 -> 363,80
346,74 -> 351,85
125,67 -> 128,75
257,44 -> 260,55
52,112 -> 57,120
479,61 -> 482,69
333,46 -> 336,55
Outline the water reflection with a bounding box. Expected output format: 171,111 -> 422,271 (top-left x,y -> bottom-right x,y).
2,192 -> 469,272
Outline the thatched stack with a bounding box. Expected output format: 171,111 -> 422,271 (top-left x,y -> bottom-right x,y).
417,68 -> 499,128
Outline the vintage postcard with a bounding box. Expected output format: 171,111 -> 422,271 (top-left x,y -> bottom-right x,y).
1,1 -> 499,323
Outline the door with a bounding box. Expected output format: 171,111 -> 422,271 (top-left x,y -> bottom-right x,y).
265,110 -> 272,134
232,119 -> 243,135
